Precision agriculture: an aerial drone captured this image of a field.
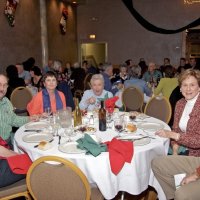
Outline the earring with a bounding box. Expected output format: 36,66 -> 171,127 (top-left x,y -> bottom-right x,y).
180,89 -> 182,93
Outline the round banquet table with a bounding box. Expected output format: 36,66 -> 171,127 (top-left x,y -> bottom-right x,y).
14,114 -> 170,200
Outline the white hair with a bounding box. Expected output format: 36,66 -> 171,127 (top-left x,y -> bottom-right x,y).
90,74 -> 104,85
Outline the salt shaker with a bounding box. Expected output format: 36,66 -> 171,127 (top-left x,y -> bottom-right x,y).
89,115 -> 94,125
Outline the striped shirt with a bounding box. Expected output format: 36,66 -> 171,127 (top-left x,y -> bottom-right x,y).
0,97 -> 29,140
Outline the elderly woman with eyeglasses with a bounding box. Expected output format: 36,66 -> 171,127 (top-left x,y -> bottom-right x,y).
79,74 -> 113,111
27,71 -> 66,116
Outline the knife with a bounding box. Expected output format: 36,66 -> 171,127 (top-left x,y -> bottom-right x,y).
34,139 -> 54,148
25,130 -> 42,132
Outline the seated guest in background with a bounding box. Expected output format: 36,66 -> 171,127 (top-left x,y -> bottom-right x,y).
51,60 -> 67,83
138,59 -> 148,78
188,58 -> 200,70
112,64 -> 128,84
70,62 -> 86,94
156,69 -> 200,156
6,65 -> 25,99
16,63 -> 31,85
152,155 -> 200,200
177,57 -> 186,75
27,71 -> 66,116
154,65 -> 178,99
0,74 -> 30,147
0,145 -> 26,188
22,57 -> 35,71
43,59 -> 53,74
30,66 -> 43,91
101,63 -> 114,92
79,74 -> 113,111
142,62 -> 162,85
124,69 -> 152,103
159,57 -> 173,76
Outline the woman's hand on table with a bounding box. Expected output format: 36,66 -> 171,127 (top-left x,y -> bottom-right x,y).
29,115 -> 40,122
155,129 -> 180,141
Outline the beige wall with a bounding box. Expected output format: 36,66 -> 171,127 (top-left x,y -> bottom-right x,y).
46,0 -> 78,65
77,0 -> 200,67
0,0 -> 78,73
0,0 -> 42,72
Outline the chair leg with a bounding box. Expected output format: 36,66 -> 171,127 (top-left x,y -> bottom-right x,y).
145,190 -> 157,200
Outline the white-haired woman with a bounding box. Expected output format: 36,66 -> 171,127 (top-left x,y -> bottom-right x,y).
79,74 -> 113,111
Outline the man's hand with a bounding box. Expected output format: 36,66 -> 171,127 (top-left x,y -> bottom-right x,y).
181,172 -> 199,185
87,97 -> 96,105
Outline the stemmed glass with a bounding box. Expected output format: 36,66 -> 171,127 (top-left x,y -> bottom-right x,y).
114,118 -> 124,133
50,113 -> 60,136
44,107 -> 52,121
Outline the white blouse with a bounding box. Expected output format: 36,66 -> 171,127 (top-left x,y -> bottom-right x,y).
179,93 -> 199,132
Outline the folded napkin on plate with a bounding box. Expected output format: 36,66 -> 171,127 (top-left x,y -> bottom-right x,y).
0,154 -> 32,174
77,134 -> 107,157
105,138 -> 134,175
105,96 -> 119,112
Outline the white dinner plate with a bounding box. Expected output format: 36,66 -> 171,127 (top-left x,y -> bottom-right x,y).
22,132 -> 53,143
134,138 -> 151,146
58,142 -> 86,154
24,121 -> 49,130
137,122 -> 164,132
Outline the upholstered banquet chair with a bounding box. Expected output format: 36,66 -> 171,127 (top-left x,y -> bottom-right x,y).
144,95 -> 172,124
0,179 -> 31,200
10,86 -> 33,116
122,86 -> 144,112
26,156 -> 104,200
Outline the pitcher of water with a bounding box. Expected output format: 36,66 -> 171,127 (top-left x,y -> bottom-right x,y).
58,107 -> 72,128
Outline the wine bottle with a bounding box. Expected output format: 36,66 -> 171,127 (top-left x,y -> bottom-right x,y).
99,101 -> 107,131
74,98 -> 82,127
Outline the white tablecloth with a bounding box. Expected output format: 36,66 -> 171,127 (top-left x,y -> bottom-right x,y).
14,116 -> 170,200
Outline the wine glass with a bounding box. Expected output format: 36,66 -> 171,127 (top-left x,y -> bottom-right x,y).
129,111 -> 136,122
114,118 -> 123,133
44,107 -> 52,121
50,113 -> 60,136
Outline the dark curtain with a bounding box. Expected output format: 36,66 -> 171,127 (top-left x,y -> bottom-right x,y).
122,0 -> 200,34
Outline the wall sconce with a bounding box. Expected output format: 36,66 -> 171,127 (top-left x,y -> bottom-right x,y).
89,34 -> 96,39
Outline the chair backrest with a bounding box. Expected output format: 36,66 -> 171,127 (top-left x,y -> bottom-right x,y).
122,86 -> 144,112
10,87 -> 33,110
144,95 -> 172,123
83,73 -> 93,91
26,156 -> 91,200
0,179 -> 30,200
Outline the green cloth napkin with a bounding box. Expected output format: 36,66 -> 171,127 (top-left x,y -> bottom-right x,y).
77,134 -> 107,157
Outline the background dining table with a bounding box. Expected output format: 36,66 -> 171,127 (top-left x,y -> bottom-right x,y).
14,114 -> 170,200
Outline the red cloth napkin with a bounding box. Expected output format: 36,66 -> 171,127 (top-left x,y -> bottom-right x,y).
105,138 -> 134,175
105,96 -> 119,113
0,137 -> 10,149
0,154 -> 32,174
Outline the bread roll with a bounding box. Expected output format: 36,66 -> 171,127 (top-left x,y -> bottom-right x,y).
38,141 -> 51,150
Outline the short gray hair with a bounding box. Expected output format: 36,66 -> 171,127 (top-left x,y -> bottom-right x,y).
102,63 -> 112,71
90,74 -> 104,85
52,60 -> 62,71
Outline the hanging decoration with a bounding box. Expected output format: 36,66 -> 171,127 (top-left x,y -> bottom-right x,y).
60,8 -> 68,35
4,0 -> 19,27
122,0 -> 200,34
